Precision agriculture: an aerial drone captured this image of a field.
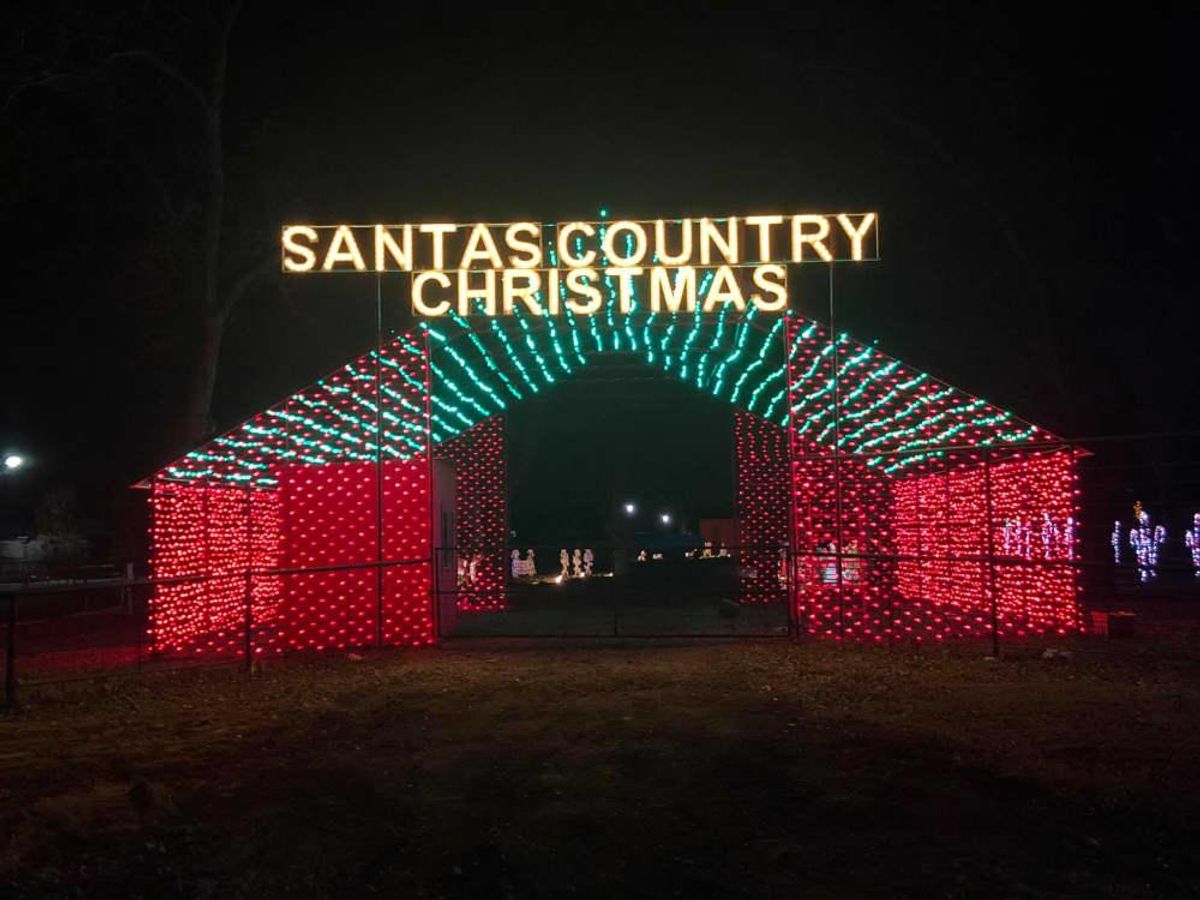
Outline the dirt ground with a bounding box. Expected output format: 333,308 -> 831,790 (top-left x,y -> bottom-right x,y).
2,636 -> 1199,898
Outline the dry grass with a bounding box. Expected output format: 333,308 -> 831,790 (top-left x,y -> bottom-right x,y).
2,636 -> 1199,897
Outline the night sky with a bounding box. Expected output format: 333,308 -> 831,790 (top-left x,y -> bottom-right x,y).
3,3 -> 1197,546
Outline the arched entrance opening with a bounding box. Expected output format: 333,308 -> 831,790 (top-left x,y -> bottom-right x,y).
437,352 -> 792,638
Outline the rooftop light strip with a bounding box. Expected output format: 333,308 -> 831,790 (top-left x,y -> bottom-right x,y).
539,299 -> 574,375
487,318 -> 539,393
792,345 -> 882,436
563,303 -> 586,365
849,387 -> 961,451
429,359 -> 494,418
512,307 -> 557,386
789,335 -> 849,415
642,309 -> 659,365
677,271 -> 714,382
711,306 -> 758,399
696,302 -> 732,389
447,311 -> 524,400
835,375 -> 939,446
428,328 -> 507,411
835,371 -> 930,434
730,316 -> 784,404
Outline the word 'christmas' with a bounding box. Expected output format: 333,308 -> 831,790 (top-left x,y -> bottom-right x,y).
411,265 -> 786,317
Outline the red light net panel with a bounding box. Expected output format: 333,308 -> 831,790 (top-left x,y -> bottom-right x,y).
437,415 -> 507,611
148,482 -> 282,655
379,337 -> 437,645
148,333 -> 435,657
784,315 -> 1079,641
790,437 -> 896,637
734,409 -> 790,603
892,447 -> 1080,637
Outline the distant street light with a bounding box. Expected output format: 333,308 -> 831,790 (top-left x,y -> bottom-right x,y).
3,454 -> 24,472
660,512 -> 672,525
623,502 -> 637,516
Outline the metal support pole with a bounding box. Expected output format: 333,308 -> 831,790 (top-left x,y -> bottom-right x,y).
424,329 -> 436,640
244,486 -> 254,672
4,593 -> 17,712
829,263 -> 846,638
1069,444 -> 1081,631
122,562 -> 133,614
432,540 -> 442,640
375,273 -> 386,649
136,575 -> 144,672
612,600 -> 619,638
730,406 -> 738,571
984,448 -> 999,657
243,572 -> 253,673
785,315 -> 804,638
782,316 -> 800,639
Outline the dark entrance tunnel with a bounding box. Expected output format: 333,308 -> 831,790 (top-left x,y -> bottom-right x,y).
506,353 -> 734,548
436,352 -> 793,638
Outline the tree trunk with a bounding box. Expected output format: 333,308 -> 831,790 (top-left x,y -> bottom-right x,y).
176,7 -> 235,452
178,310 -> 225,449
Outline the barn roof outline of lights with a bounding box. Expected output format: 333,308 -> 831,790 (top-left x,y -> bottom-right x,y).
140,305 -> 1058,490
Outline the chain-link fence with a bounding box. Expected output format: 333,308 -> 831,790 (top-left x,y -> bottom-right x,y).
5,433 -> 1198,708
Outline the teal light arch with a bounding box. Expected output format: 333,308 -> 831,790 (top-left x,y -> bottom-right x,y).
422,299 -> 1048,471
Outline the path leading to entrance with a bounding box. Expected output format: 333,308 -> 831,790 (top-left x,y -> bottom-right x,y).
446,559 -> 791,638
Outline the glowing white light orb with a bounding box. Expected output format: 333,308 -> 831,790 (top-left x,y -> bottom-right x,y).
3,455 -> 23,471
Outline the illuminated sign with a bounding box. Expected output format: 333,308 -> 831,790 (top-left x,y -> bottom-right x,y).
281,213 -> 879,316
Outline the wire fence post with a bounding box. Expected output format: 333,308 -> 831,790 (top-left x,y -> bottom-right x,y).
3,593 -> 17,712
136,576 -> 144,672
785,545 -> 796,638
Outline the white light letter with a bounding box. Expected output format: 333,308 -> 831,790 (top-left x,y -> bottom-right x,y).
558,222 -> 596,268
457,270 -> 497,316
750,264 -> 787,311
505,222 -> 543,269
602,221 -> 648,266
282,226 -> 318,272
650,266 -> 696,312
565,268 -> 602,313
503,270 -> 544,315
374,224 -> 413,271
419,224 -> 457,270
605,267 -> 644,313
699,217 -> 739,264
412,271 -> 452,316
836,213 -> 878,260
745,215 -> 784,261
702,265 -> 745,312
653,219 -> 693,265
791,215 -> 833,262
459,223 -> 505,269
322,225 -> 367,271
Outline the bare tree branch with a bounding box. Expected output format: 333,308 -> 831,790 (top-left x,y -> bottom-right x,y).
217,250 -> 276,322
104,49 -> 210,111
5,1 -> 281,446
